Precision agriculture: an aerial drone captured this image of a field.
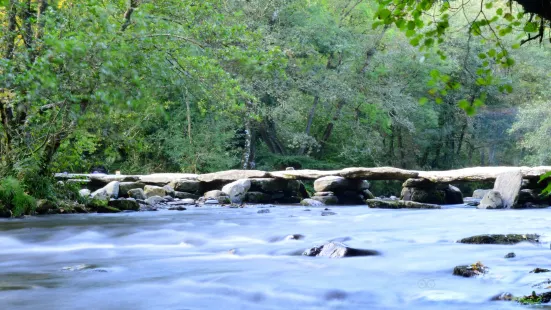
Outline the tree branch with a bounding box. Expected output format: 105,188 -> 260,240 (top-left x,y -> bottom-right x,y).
121,0 -> 140,32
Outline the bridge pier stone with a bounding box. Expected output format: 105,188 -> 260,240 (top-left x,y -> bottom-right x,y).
401,178 -> 463,205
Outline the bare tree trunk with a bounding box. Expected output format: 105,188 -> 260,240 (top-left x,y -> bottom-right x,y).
20,0 -> 33,51
397,126 -> 406,168
297,96 -> 319,155
184,92 -> 192,144
4,0 -> 18,60
121,0 -> 140,32
242,101 -> 255,169
319,100 -> 345,152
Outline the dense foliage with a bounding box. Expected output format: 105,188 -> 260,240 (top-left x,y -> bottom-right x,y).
1,0 -> 550,197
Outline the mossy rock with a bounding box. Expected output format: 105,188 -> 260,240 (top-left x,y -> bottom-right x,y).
108,199 -> 139,211
85,197 -> 109,212
366,199 -> 440,209
458,234 -> 540,245
453,262 -> 488,277
35,199 -> 58,215
515,291 -> 551,305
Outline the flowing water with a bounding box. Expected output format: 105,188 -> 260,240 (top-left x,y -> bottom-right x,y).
1,204 -> 550,310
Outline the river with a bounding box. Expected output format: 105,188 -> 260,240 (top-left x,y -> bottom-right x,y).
0,204 -> 549,309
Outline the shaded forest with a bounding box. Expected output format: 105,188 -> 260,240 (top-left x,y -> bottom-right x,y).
1,0 -> 550,179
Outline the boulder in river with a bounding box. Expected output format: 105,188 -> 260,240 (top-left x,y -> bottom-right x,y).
145,196 -> 165,206
119,182 -> 145,197
203,190 -> 231,204
163,185 -> 175,197
477,190 -> 504,209
516,291 -> 551,305
458,234 -> 540,245
91,181 -> 120,199
168,179 -> 201,193
400,187 -> 446,204
222,179 -> 251,203
311,194 -> 339,205
472,189 -> 491,199
302,242 -> 380,258
128,188 -> 146,200
530,268 -> 550,273
366,199 -> 441,209
453,261 -> 488,277
493,169 -> 522,208
444,185 -> 464,204
144,185 -> 166,198
504,252 -> 516,259
108,198 -> 139,211
300,198 -> 324,207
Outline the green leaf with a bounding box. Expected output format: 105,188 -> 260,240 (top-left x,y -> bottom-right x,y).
435,97 -> 443,104
458,99 -> 470,110
496,8 -> 503,15
378,8 -> 392,20
523,22 -> 538,33
410,37 -> 420,46
419,97 -> 428,105
478,53 -> 487,59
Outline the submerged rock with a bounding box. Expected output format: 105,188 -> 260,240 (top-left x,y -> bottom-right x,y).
257,209 -> 270,214
453,262 -> 488,277
311,195 -> 339,205
222,179 -> 251,203
516,291 -> 551,305
504,252 -> 516,259
300,198 -> 324,207
302,242 -> 380,258
366,199 -> 441,209
489,292 -> 514,301
458,234 -> 539,245
530,268 -> 550,274
321,211 -> 336,216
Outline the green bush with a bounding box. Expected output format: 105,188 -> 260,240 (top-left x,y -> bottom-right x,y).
0,177 -> 36,217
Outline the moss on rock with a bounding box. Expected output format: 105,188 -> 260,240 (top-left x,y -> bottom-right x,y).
458,234 -> 540,245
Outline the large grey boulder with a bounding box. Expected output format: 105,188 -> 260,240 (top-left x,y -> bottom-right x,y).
91,181 -> 120,199
472,189 -> 491,199
169,180 -> 201,193
119,182 -> 145,197
311,195 -> 339,205
221,179 -> 251,203
203,190 -> 231,204
303,242 -> 380,258
493,169 -> 522,208
400,187 -> 446,204
128,188 -> 146,200
477,190 -> 504,209
144,185 -> 166,198
444,185 -> 464,204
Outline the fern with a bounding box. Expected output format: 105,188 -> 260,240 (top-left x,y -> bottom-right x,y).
0,177 -> 36,217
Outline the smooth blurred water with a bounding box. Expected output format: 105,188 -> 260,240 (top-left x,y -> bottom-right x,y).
0,204 -> 550,310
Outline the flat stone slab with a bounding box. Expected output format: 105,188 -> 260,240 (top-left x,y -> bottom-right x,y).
197,170 -> 270,183
139,173 -> 198,184
366,199 -> 441,209
417,166 -> 551,183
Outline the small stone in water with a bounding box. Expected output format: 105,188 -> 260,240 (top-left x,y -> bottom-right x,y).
504,252 -> 516,258
530,268 -> 550,273
257,209 -> 270,214
321,211 -> 336,216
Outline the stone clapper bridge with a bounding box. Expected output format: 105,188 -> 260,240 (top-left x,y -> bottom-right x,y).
56,166 -> 551,210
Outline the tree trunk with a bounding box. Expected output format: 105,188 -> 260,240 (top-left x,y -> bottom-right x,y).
397,126 -> 406,168
319,100 -> 345,152
184,92 -> 192,144
121,0 -> 140,32
4,0 -> 18,60
297,96 -> 319,155
242,101 -> 256,169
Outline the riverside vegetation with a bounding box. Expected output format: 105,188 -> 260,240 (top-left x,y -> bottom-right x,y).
3,0 -> 551,308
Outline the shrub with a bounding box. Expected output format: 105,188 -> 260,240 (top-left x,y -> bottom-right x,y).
0,177 -> 36,217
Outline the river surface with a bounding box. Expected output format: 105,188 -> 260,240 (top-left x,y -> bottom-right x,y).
1,204 -> 550,310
